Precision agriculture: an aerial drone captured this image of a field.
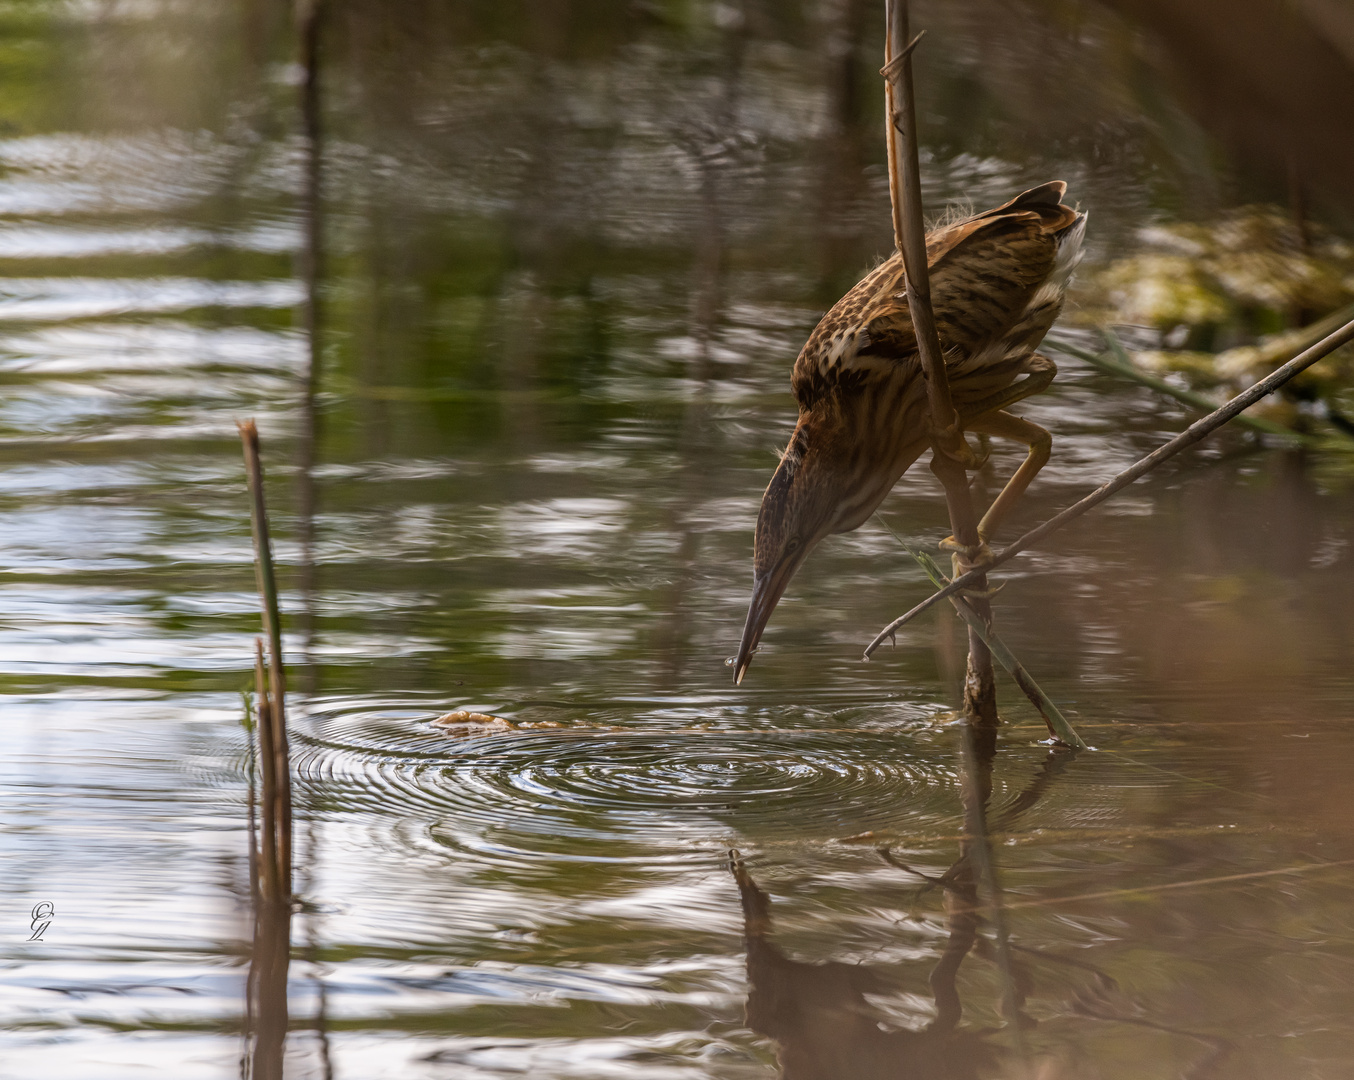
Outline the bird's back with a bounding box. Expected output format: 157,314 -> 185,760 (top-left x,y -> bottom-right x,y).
791,181 -> 1084,415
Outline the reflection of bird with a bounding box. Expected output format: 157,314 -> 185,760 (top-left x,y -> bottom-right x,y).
734,182 -> 1086,683
730,851 -> 996,1080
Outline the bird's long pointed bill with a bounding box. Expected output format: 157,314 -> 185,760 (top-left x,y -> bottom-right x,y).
734,568 -> 789,685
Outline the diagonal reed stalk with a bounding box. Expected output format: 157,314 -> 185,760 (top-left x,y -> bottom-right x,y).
910,548 -> 1088,750
865,314 -> 1354,656
1049,334 -> 1303,440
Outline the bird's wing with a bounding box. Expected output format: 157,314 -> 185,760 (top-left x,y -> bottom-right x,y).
925,181 -> 1072,253
789,182 -> 1079,410
855,211 -> 1061,366
927,211 -> 1062,356
790,256 -> 916,409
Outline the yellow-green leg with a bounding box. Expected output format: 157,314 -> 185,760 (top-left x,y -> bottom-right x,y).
966,409 -> 1052,542
937,354 -> 1057,576
938,407 -> 1052,577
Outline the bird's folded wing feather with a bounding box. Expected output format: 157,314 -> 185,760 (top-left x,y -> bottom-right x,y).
789,182 -> 1077,411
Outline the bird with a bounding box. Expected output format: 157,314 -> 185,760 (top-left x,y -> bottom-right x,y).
733,181 -> 1086,684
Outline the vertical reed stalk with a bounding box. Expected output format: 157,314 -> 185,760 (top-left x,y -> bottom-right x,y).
294,11 -> 336,1072
240,420 -> 292,901
882,0 -> 997,725
253,637 -> 280,905
241,428 -> 294,1080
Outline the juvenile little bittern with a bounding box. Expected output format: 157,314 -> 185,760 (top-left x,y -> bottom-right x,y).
734,181 -> 1086,684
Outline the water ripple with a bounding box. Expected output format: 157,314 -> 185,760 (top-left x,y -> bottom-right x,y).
295,712 -> 964,868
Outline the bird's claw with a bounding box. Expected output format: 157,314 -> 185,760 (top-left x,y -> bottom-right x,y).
963,434 -> 991,471
939,433 -> 985,471
938,535 -> 995,579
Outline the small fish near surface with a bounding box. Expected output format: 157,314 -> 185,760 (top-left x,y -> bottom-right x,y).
429,710 -> 563,737
430,711 -> 515,736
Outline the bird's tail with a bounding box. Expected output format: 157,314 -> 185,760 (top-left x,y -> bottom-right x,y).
1049,211 -> 1088,290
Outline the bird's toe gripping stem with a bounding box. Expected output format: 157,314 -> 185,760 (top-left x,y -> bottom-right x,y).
937,535 -> 1004,596
934,425 -> 988,472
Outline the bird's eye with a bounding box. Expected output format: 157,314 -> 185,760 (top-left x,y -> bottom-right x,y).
785,535 -> 801,553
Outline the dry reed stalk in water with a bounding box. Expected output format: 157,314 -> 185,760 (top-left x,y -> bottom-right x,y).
240,420 -> 292,903
252,637 -> 281,904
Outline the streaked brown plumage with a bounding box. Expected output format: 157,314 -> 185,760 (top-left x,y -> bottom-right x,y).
734,181 -> 1087,684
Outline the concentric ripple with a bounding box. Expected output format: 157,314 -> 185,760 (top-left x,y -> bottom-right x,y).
293,710 -> 969,868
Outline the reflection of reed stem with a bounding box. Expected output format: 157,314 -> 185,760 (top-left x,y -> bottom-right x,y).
957,725 -> 1028,1056
242,685 -> 260,910
241,684 -> 259,1074
296,0 -> 325,690
883,0 -> 996,725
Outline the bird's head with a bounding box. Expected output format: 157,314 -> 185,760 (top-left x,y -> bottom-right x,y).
733,421 -> 845,685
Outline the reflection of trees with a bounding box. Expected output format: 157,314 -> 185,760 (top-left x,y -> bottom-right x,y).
1095,0 -> 1354,220
731,734 -> 1233,1078
651,3 -> 750,682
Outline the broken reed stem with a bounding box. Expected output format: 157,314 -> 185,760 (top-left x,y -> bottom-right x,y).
241,420 -> 292,903
253,637 -> 280,905
883,0 -> 996,725
911,549 -> 1088,750
864,314 -> 1354,656
242,688 -> 261,916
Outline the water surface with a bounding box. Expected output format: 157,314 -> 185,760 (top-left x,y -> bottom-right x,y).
6,2 -> 1354,1077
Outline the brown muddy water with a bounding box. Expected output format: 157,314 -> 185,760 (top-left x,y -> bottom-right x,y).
7,2 -> 1354,1078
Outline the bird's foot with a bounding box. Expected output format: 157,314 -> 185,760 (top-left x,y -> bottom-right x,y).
938,535 -> 996,581
939,433 -> 987,471
963,434 -> 992,471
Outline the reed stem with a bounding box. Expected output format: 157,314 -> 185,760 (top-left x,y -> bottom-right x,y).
911,549 -> 1088,750
240,420 -> 292,902
883,0 -> 996,725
